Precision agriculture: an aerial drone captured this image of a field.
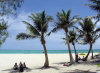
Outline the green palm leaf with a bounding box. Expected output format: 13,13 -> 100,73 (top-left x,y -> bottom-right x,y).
16,33 -> 37,40
23,21 -> 40,36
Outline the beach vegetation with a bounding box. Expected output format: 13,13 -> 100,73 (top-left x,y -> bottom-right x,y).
0,19 -> 8,46
0,0 -> 23,47
49,9 -> 79,64
74,18 -> 100,61
86,0 -> 100,14
16,11 -> 53,68
0,0 -> 24,16
62,29 -> 78,62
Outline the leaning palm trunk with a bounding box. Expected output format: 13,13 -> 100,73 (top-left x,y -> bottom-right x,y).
83,42 -> 92,61
72,42 -> 77,62
91,48 -> 94,59
66,31 -> 74,64
41,37 -> 49,67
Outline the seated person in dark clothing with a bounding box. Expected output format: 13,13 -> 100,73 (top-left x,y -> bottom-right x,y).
23,62 -> 28,69
76,54 -> 79,62
78,57 -> 81,60
13,63 -> 18,70
19,62 -> 24,72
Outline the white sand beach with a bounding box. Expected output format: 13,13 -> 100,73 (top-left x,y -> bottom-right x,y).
0,53 -> 99,73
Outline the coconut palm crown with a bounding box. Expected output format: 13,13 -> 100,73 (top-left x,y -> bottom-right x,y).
16,11 -> 53,67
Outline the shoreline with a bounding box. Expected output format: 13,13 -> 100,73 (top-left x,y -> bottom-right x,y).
0,52 -> 99,54
0,50 -> 99,54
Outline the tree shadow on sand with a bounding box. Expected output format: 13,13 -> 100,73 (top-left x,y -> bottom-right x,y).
62,69 -> 96,73
32,66 -> 60,71
53,59 -> 100,66
2,68 -> 32,73
53,62 -> 66,65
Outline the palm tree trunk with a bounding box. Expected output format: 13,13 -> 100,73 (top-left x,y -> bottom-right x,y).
72,42 -> 77,62
91,48 -> 94,59
65,30 -> 74,64
42,43 -> 49,67
83,42 -> 92,61
41,37 -> 49,68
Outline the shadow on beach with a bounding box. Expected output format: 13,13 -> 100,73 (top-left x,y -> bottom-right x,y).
52,58 -> 100,66
2,68 -> 32,73
32,66 -> 60,70
62,69 -> 96,73
53,62 -> 66,65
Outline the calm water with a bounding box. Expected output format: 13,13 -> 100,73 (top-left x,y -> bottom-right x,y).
0,50 -> 99,54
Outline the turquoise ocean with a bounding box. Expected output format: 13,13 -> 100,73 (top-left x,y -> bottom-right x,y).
0,50 -> 100,54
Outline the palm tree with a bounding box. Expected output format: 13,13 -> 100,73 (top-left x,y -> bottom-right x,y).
49,9 -> 79,64
62,29 -> 78,62
74,18 -> 100,61
16,11 -> 53,68
86,0 -> 100,13
0,19 -> 8,46
68,29 -> 78,62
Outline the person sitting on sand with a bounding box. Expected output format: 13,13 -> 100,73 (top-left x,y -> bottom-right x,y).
19,62 -> 22,66
78,57 -> 81,60
76,54 -> 79,62
19,62 -> 24,72
23,62 -> 27,69
13,63 -> 18,70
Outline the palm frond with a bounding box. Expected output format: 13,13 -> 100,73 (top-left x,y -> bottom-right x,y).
22,21 -> 40,36
90,5 -> 100,12
73,26 -> 84,33
0,19 -> 8,46
0,19 -> 8,30
68,18 -> 79,27
86,0 -> 100,13
95,28 -> 100,33
29,13 -> 42,32
47,25 -> 62,36
86,14 -> 100,20
66,9 -> 71,21
29,11 -> 52,33
71,15 -> 79,20
79,21 -> 84,28
92,35 -> 100,43
16,33 -> 37,40
77,40 -> 88,44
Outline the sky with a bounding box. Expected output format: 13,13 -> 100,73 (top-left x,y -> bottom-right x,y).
0,0 -> 100,50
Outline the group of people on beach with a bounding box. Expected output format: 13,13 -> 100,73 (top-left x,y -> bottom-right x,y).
13,62 -> 27,72
76,54 -> 85,62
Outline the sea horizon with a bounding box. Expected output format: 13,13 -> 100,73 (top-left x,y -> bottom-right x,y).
0,49 -> 99,54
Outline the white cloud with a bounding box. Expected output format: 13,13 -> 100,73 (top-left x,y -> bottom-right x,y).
8,11 -> 31,31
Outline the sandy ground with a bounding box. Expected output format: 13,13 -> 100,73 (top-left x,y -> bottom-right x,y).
0,53 -> 100,73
